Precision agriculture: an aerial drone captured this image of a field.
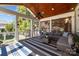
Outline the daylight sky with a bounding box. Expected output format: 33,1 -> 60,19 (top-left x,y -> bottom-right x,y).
0,5 -> 17,23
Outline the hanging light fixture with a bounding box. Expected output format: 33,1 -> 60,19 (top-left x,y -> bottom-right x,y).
51,8 -> 55,11
65,18 -> 69,23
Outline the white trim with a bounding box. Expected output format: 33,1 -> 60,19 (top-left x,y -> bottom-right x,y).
40,11 -> 74,21
38,21 -> 40,31
40,11 -> 75,33
0,7 -> 37,20
30,20 -> 33,37
26,8 -> 39,22
26,8 -> 36,18
0,4 -> 24,6
49,19 -> 52,32
71,15 -> 75,33
15,16 -> 19,41
75,4 -> 79,33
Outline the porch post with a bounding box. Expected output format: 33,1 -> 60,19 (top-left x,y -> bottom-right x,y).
15,16 -> 19,41
38,21 -> 41,36
49,19 -> 52,32
71,15 -> 75,34
30,19 -> 33,37
39,21 -> 40,31
75,4 -> 79,36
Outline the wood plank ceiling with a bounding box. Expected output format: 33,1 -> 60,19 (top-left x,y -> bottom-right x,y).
0,3 -> 77,19
24,3 -> 77,19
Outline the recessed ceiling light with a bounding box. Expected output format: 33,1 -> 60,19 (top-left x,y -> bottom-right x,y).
71,8 -> 74,10
52,8 -> 54,10
41,12 -> 44,14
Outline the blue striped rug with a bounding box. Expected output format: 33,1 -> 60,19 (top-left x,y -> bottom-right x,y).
0,42 -> 38,56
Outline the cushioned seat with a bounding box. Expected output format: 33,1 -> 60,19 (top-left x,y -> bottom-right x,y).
57,33 -> 74,54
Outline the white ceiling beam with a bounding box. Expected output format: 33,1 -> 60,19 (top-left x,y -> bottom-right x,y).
40,11 -> 74,21
0,7 -> 37,20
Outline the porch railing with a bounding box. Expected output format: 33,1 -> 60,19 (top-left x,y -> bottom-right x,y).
0,32 -> 15,41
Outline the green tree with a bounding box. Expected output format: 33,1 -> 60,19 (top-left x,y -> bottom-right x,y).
17,5 -> 31,32
5,24 -> 14,32
1,29 -> 6,32
17,5 -> 30,16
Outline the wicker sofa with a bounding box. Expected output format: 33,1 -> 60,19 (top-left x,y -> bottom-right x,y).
40,31 -> 75,54
40,31 -> 63,44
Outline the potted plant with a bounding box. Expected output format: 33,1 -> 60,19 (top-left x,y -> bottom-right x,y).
73,34 -> 79,53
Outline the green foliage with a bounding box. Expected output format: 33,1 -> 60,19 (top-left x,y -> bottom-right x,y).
73,34 -> 79,43
0,40 -> 3,44
17,5 -> 30,16
0,34 -> 14,40
17,6 -> 26,14
0,34 -> 4,40
6,34 -> 14,40
18,18 -> 30,32
73,34 -> 79,48
1,29 -> 6,32
5,24 -> 14,32
18,5 -> 31,32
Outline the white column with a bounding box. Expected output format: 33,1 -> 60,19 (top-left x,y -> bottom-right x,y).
30,19 -> 33,37
39,21 -> 40,31
15,16 -> 19,41
75,4 -> 79,35
49,19 -> 52,32
4,32 -> 6,41
38,21 -> 41,36
71,15 -> 75,34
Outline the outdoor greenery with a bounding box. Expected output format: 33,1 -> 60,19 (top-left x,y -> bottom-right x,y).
18,17 -> 30,32
73,34 -> 79,43
0,5 -> 31,41
0,28 -> 6,32
17,5 -> 31,32
0,34 -> 14,40
73,34 -> 79,47
5,23 -> 14,32
18,5 -> 30,16
0,23 -> 14,42
3,5 -> 31,32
